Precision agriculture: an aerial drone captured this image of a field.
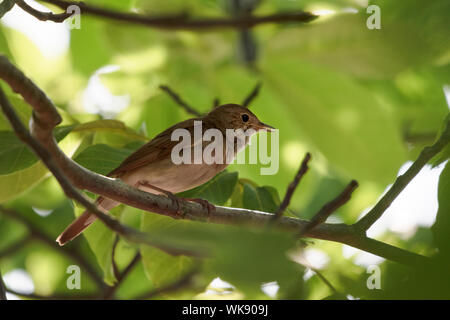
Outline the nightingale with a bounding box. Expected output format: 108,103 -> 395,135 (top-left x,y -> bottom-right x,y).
56,103 -> 274,245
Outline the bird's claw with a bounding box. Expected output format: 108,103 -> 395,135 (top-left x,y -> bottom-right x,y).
185,198 -> 216,216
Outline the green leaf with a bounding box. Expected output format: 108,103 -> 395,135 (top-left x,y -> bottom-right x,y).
72,203 -> 118,285
139,172 -> 237,293
264,59 -> 406,185
177,171 -> 239,205
240,181 -> 281,213
73,143 -> 136,175
140,217 -> 302,297
0,125 -> 74,175
140,214 -> 197,290
74,119 -> 148,141
0,128 -> 82,203
432,161 -> 450,255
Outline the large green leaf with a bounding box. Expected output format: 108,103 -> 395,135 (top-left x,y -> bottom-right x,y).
140,214 -> 197,290
264,59 -> 406,185
267,1 -> 450,78
141,216 -> 302,297
73,143 -> 137,175
0,129 -> 83,203
140,171 -> 238,293
72,203 -> 118,285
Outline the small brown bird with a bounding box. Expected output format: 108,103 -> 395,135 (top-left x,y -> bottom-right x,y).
57,104 -> 273,245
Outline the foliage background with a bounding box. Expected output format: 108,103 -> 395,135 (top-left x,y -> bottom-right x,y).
0,0 -> 449,299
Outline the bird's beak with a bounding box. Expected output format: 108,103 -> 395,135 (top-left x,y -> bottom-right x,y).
256,121 -> 275,132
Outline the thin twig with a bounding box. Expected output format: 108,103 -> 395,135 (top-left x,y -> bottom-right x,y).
356,119 -> 450,231
111,235 -> 120,280
102,252 -> 141,300
273,153 -> 311,221
159,85 -> 202,117
299,180 -> 358,236
312,268 -> 338,295
0,269 -> 7,300
0,206 -> 105,289
242,82 -> 262,107
15,0 -> 71,22
37,0 -> 317,30
134,265 -> 199,300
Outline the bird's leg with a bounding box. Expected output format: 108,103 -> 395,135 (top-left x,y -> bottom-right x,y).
184,198 -> 216,216
136,180 -> 184,218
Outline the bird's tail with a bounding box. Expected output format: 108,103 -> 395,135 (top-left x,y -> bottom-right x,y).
56,197 -> 118,246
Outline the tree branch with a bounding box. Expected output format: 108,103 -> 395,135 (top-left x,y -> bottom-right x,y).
15,0 -> 71,22
0,85 -> 205,258
0,55 -> 435,268
299,180 -> 358,236
159,85 -> 202,117
102,252 -> 141,300
36,0 -> 317,30
356,120 -> 450,231
273,153 -> 311,221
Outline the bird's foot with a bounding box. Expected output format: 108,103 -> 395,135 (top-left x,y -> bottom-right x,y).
185,198 -> 216,216
136,180 -> 184,218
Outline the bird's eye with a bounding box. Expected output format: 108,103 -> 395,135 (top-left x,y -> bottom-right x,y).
241,114 -> 249,122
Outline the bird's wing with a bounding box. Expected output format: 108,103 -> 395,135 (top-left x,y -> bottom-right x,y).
109,118 -> 214,177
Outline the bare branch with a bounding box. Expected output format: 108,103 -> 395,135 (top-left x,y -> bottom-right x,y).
299,180 -> 358,236
15,0 -> 71,22
356,119 -> 450,231
159,85 -> 202,117
273,153 -> 311,221
242,81 -> 262,107
37,0 -> 317,30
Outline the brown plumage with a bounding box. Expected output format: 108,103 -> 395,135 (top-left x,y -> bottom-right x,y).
56,104 -> 273,245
